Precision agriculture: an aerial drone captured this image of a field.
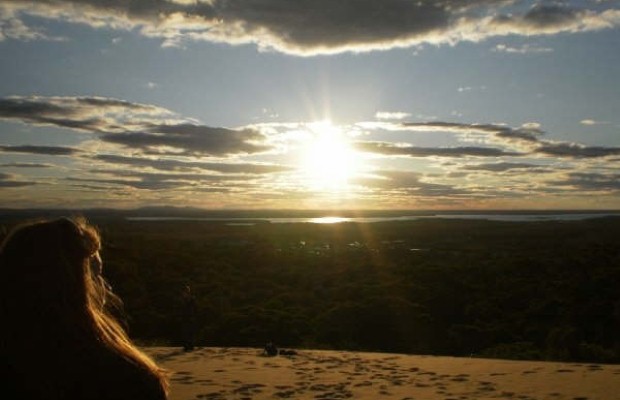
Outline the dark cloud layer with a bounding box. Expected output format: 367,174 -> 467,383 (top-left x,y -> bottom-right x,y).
66,168 -> 243,191
461,162 -> 550,172
0,172 -> 36,187
0,144 -> 81,156
0,162 -> 53,168
552,172 -> 620,192
94,154 -> 290,174
368,121 -> 620,159
0,95 -> 169,133
2,0 -> 619,55
100,124 -> 269,156
536,142 -> 620,158
356,141 -> 521,158
400,121 -> 542,141
0,96 -> 271,156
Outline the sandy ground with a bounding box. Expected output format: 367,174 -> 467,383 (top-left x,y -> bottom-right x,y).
145,347 -> 620,400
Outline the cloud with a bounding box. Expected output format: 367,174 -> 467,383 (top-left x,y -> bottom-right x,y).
66,176 -> 193,191
551,172 -> 620,192
401,121 -> 544,144
93,154 -> 291,174
2,1 -> 619,55
354,170 -> 468,196
492,43 -> 553,54
355,141 -> 521,158
461,162 -> 551,172
580,119 -> 608,125
0,144 -> 82,156
536,142 -> 620,158
0,172 -> 37,187
359,120 -> 620,160
66,168 -> 246,191
0,95 -> 271,156
488,4 -> 620,36
0,5 -> 66,42
0,95 -> 172,133
358,120 -> 544,146
375,111 -> 411,120
0,162 -> 53,168
100,124 -> 269,156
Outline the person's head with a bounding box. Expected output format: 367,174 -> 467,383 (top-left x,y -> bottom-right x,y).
0,217 -> 168,391
0,217 -> 107,338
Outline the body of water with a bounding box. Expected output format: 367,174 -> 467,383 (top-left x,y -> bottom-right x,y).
127,213 -> 620,224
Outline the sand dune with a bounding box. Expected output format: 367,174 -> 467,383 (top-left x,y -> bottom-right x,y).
145,347 -> 620,400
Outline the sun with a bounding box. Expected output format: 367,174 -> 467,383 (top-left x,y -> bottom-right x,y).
300,121 -> 360,191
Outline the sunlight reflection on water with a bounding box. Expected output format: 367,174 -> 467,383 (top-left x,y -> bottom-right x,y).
309,217 -> 350,224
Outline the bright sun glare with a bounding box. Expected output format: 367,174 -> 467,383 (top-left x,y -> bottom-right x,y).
301,121 -> 360,192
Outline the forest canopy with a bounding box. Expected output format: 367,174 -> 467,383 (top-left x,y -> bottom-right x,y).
2,215 -> 619,363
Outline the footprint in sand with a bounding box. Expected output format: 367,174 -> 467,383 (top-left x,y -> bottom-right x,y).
231,383 -> 266,397
273,389 -> 297,398
418,371 -> 437,376
477,381 -> 497,392
172,371 -> 195,385
195,390 -> 227,399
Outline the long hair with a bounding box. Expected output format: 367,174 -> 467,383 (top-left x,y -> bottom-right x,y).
0,217 -> 168,394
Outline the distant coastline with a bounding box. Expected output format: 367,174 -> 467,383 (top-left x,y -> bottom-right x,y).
1,207 -> 620,224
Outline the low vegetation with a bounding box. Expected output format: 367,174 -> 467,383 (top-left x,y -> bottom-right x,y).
3,215 -> 620,363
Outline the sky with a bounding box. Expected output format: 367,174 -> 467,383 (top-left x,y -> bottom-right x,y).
0,0 -> 619,210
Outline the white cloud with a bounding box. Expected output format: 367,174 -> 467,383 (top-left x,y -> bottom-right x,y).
375,111 -> 411,120
0,5 -> 66,42
580,119 -> 608,125
492,43 -> 553,54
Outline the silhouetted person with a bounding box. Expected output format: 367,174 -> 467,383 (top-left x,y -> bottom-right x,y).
263,342 -> 278,356
0,217 -> 169,399
180,284 -> 197,352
